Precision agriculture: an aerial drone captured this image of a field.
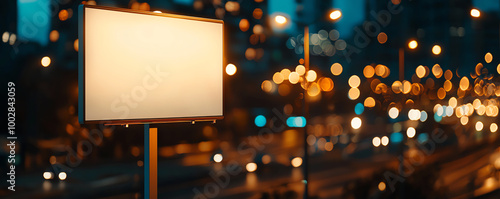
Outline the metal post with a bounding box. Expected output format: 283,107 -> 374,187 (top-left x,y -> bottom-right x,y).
399,48 -> 404,81
303,25 -> 309,199
144,124 -> 158,199
398,48 -> 405,198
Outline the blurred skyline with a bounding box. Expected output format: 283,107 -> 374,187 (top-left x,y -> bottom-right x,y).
2,0 -> 500,198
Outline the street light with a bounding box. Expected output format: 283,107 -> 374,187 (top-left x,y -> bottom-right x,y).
329,10 -> 342,20
274,15 -> 287,25
270,12 -> 340,199
399,39 -> 418,80
225,63 -> 237,76
408,39 -> 418,49
432,45 -> 442,55
470,8 -> 481,18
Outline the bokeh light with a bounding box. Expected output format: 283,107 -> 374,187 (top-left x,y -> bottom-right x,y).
416,65 -> 426,78
239,19 -> 250,32
476,121 -> 484,131
485,52 -> 493,63
437,88 -> 446,99
273,72 -> 284,84
420,111 -> 428,122
307,82 -> 321,97
246,162 -> 257,172
378,182 -> 386,191
470,8 -> 481,18
261,80 -> 275,93
448,97 -> 457,108
491,123 -> 498,133
459,77 -> 469,90
49,30 -> 59,42
58,172 -> 67,180
274,15 -> 287,25
306,70 -> 317,82
59,9 -> 69,21
408,40 -> 418,49
296,65 -> 306,75
348,87 -> 360,100
432,64 -> 443,78
2,32 -> 8,43
252,8 -> 263,19
287,116 -> 306,127
330,63 -> 343,76
254,115 -> 266,127
444,70 -> 452,80
226,63 -> 237,76
319,77 -> 334,92
432,45 -> 441,55
407,127 -> 416,138
281,69 -> 291,80
363,65 -> 375,78
364,97 -> 376,108
262,155 -> 271,164
289,72 -> 300,84
388,107 -> 399,119
408,109 -> 421,121
213,154 -> 223,163
348,75 -> 361,88
291,157 -> 302,167
377,32 -> 387,44
43,172 -> 53,180
329,10 -> 342,20
351,117 -> 362,129
381,136 -> 389,146
355,103 -> 364,115
74,39 -> 79,51
41,56 -> 51,67
372,137 -> 381,147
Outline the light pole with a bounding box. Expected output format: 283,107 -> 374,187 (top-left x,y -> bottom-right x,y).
273,10 -> 341,198
402,39 -> 418,81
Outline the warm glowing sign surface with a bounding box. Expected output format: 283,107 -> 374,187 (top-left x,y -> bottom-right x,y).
79,5 -> 223,124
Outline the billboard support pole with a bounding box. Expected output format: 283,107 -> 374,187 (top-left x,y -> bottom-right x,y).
144,124 -> 158,199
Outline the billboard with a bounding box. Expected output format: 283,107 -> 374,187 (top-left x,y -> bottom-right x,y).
79,5 -> 223,124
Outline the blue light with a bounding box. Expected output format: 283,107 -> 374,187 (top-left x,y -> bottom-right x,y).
354,103 -> 364,115
390,132 -> 403,144
286,117 -> 294,127
254,115 -> 266,127
287,116 -> 306,127
294,117 -> 306,127
434,113 -> 442,122
420,111 -> 428,122
440,106 -> 447,117
417,133 -> 429,144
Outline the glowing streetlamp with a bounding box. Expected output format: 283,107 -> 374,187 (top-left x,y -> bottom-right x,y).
408,40 -> 418,49
329,10 -> 342,20
274,15 -> 287,25
225,63 -> 237,76
432,45 -> 442,55
470,8 -> 481,18
269,12 -> 340,199
41,56 -> 51,67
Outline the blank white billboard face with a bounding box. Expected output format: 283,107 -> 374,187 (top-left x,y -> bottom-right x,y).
79,6 -> 223,124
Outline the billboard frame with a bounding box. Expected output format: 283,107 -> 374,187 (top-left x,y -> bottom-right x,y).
78,5 -> 224,125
